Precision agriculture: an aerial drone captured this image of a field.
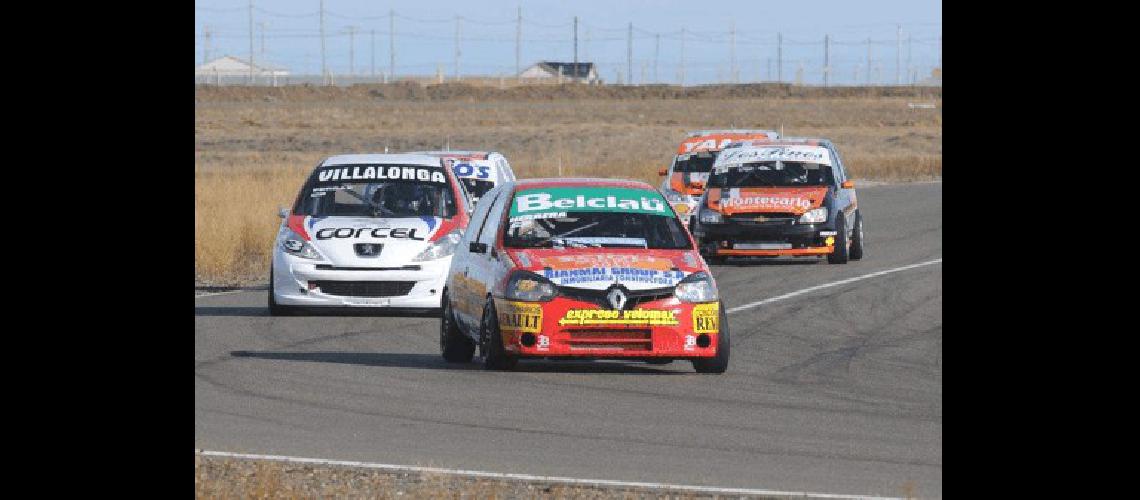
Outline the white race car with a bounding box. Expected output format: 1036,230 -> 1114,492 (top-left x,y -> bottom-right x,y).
269,154 -> 471,315
409,151 -> 516,205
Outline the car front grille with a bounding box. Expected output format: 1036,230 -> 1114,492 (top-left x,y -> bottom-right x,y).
728,212 -> 798,225
566,329 -> 652,351
555,285 -> 674,309
311,280 -> 415,297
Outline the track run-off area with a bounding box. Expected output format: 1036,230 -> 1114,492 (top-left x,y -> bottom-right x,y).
195,181 -> 942,498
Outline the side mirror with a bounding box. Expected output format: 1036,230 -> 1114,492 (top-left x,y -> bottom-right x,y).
469,242 -> 488,254
277,207 -> 289,219
841,180 -> 855,189
657,168 -> 668,176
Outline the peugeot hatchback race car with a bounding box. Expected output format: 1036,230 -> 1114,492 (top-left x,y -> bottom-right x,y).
690,138 -> 864,264
269,154 -> 470,315
411,151 -> 517,205
658,129 -> 780,225
440,178 -> 729,373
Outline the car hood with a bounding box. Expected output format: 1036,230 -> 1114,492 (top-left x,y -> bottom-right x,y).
287,215 -> 453,266
507,248 -> 706,291
706,186 -> 828,215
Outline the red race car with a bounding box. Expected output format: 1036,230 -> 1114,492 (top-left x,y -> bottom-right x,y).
441,178 -> 729,373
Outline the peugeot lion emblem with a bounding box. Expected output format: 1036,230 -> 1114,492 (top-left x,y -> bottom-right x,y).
607,288 -> 628,310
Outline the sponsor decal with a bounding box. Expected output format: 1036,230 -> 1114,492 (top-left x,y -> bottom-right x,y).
316,165 -> 448,184
558,309 -> 679,327
716,146 -> 831,167
678,133 -> 773,154
536,335 -> 551,351
536,254 -> 687,287
708,187 -> 826,215
692,302 -> 719,334
314,227 -> 426,241
451,162 -> 492,179
498,301 -> 543,333
510,187 -> 669,217
684,335 -> 697,351
509,211 -> 568,223
722,193 -> 814,210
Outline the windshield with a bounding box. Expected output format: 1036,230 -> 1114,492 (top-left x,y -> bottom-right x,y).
709,161 -> 834,188
293,164 -> 457,218
460,178 -> 495,200
503,187 -> 690,249
673,151 -> 719,173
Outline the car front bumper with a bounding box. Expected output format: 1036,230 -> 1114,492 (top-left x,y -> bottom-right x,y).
272,251 -> 449,309
494,297 -> 721,358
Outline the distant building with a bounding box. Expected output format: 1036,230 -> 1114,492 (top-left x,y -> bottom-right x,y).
519,61 -> 599,84
195,56 -> 290,85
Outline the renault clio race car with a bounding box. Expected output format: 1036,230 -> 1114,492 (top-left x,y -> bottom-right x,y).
269,154 -> 471,315
440,178 -> 729,373
658,129 -> 780,225
410,151 -> 517,205
690,138 -> 864,264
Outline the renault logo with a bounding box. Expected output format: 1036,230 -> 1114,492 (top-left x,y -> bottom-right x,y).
606,288 -> 627,310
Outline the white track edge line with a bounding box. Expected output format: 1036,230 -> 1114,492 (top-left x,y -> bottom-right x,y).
726,258 -> 943,314
196,450 -> 902,499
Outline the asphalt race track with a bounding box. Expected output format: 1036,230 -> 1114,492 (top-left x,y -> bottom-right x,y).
195,181 -> 942,498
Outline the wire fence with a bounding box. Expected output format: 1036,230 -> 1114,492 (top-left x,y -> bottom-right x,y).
194,4 -> 942,87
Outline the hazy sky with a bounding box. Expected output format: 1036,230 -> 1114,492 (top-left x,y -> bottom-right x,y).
195,0 -> 941,85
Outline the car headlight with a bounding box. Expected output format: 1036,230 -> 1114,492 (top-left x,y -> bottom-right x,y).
699,208 -> 723,224
412,229 -> 463,262
675,271 -> 718,303
280,228 -> 322,260
798,207 -> 828,224
504,270 -> 557,302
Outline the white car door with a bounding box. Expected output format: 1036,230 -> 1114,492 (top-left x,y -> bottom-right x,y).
451,185 -> 504,331
466,186 -> 511,323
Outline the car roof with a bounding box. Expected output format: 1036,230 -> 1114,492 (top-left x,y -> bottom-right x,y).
320,153 -> 442,166
511,177 -> 657,191
409,150 -> 493,160
729,137 -> 830,147
686,129 -> 780,138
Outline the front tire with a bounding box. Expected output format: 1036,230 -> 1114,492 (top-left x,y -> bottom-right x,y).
849,211 -> 864,260
479,299 -> 518,371
440,292 -> 476,363
267,264 -> 297,316
691,302 -> 730,374
827,213 -> 850,265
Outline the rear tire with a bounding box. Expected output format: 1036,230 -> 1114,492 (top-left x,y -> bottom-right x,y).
440,292 -> 476,363
849,211 -> 864,260
479,299 -> 518,371
827,213 -> 850,265
691,303 -> 730,374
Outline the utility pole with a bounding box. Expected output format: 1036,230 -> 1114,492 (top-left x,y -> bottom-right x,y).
627,22 -> 633,86
895,24 -> 901,85
866,37 -> 872,84
823,34 -> 830,87
573,16 -> 578,70
767,57 -> 771,82
775,32 -> 784,83
679,28 -> 686,86
515,6 -> 521,80
320,0 -> 327,84
937,33 -> 942,68
907,34 -> 913,84
258,22 -> 266,58
371,29 -> 376,78
654,33 -> 659,83
346,26 -> 357,76
729,21 -> 736,83
454,16 -> 461,80
203,26 -> 212,64
389,9 -> 395,80
248,0 -> 255,84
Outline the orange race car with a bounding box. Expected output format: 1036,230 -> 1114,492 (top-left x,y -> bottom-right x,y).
658,129 -> 780,225
690,138 -> 865,264
440,178 -> 729,373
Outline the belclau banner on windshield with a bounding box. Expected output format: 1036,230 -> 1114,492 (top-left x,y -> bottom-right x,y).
510,187 -> 670,217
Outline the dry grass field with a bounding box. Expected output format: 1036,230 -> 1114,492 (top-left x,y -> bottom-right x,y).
195,83 -> 941,284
